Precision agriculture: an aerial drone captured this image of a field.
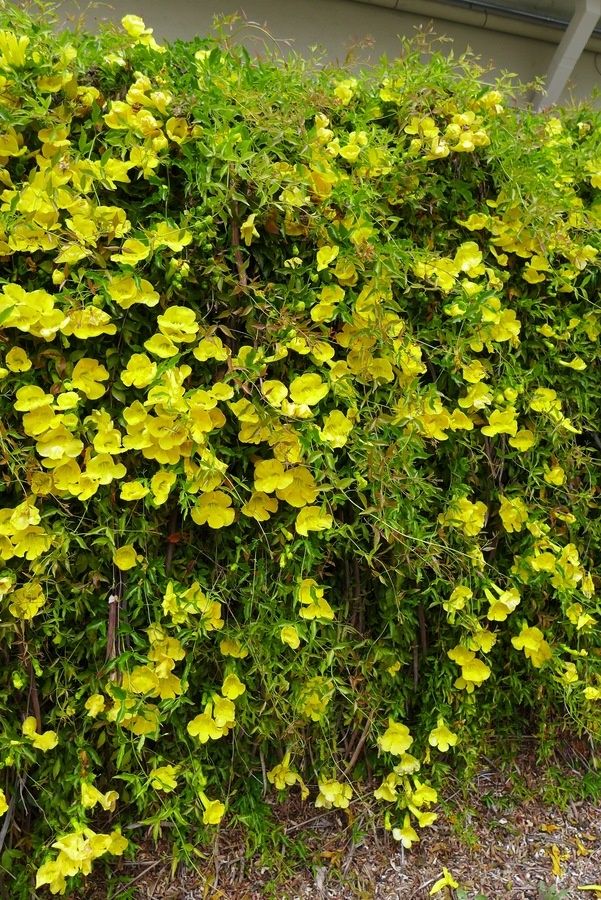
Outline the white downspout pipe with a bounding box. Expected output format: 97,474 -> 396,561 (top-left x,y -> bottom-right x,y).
535,0 -> 601,108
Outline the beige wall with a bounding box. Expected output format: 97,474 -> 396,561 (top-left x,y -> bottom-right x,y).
51,0 -> 601,104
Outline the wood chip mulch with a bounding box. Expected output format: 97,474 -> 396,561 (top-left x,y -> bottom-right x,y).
83,753 -> 601,900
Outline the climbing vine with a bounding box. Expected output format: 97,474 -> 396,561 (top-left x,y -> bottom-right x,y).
0,5 -> 599,895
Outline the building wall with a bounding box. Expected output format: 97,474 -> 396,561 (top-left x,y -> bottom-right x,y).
52,0 -> 601,104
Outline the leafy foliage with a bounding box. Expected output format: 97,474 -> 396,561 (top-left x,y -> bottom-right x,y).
0,3 -> 600,895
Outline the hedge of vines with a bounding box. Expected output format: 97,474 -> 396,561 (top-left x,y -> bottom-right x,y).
0,4 -> 600,895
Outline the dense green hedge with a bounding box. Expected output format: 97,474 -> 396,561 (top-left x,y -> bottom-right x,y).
0,3 -> 600,895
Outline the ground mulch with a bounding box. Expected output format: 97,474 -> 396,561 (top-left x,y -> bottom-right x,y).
84,750 -> 601,899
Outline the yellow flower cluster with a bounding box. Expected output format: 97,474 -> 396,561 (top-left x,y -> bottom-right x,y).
447,646 -> 492,692
36,828 -> 127,895
0,499 -> 51,562
22,716 -> 58,752
267,752 -> 309,799
162,580 -> 224,628
315,778 -> 353,809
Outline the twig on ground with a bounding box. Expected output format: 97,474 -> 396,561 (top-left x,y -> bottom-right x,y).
114,859 -> 162,896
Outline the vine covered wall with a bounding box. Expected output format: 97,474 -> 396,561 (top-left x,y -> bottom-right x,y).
0,5 -> 599,894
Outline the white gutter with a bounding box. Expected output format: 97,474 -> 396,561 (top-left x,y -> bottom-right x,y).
349,0 -> 601,55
